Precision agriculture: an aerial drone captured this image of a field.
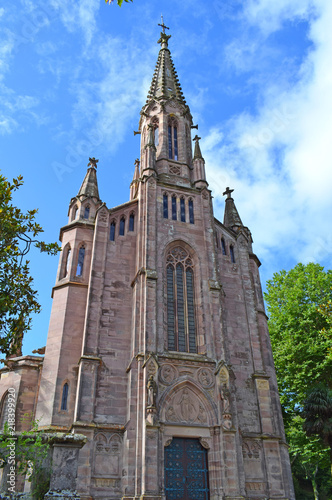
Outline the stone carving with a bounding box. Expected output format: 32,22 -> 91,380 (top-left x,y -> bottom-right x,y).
169,165 -> 181,176
197,367 -> 214,388
246,482 -> 265,492
222,413 -> 232,430
93,432 -> 122,477
145,354 -> 159,377
159,364 -> 177,385
242,440 -> 262,459
220,386 -> 230,413
147,375 -> 158,410
199,438 -> 210,449
256,379 -> 269,390
219,366 -> 229,386
164,387 -> 208,424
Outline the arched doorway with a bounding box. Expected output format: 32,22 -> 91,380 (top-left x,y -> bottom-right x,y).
164,438 -> 210,500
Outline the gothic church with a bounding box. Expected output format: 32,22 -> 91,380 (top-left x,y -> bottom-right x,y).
0,28 -> 295,500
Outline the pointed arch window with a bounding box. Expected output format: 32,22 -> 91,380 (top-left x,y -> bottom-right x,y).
129,213 -> 135,232
151,117 -> 159,147
172,196 -> 177,221
63,247 -> 71,278
180,198 -> 186,222
110,222 -> 116,241
76,246 -> 85,277
0,392 -> 10,431
72,205 -> 78,221
230,245 -> 235,263
166,247 -> 197,353
168,118 -> 178,161
163,194 -> 168,219
119,217 -> 125,236
221,238 -> 227,255
188,199 -> 194,224
61,383 -> 69,411
84,205 -> 90,219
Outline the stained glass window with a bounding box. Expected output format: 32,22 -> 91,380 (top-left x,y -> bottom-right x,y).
84,205 -> 90,219
163,194 -> 168,219
119,217 -> 125,236
166,247 -> 197,353
110,222 -> 116,241
61,383 -> 69,411
129,213 -> 135,231
180,198 -> 186,222
172,196 -> 177,221
221,238 -> 227,255
189,199 -> 194,224
76,246 -> 85,276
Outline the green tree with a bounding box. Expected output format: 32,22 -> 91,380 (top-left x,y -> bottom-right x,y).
264,263 -> 332,498
0,173 -> 60,358
303,386 -> 332,478
105,0 -> 133,6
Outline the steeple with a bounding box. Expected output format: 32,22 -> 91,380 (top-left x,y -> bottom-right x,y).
145,23 -> 187,107
77,157 -> 100,201
223,187 -> 243,228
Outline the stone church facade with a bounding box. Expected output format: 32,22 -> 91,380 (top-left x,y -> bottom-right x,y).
0,29 -> 295,500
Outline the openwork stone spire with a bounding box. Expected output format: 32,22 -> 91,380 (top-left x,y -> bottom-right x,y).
145,27 -> 187,106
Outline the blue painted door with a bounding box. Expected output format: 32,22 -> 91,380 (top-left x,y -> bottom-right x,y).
164,438 -> 210,500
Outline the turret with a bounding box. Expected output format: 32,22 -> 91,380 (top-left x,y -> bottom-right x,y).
192,135 -> 208,188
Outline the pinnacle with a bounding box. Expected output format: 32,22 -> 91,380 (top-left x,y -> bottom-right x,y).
77,161 -> 100,200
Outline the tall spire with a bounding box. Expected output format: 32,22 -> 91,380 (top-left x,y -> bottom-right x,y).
223,187 -> 243,228
77,157 -> 100,200
145,20 -> 187,106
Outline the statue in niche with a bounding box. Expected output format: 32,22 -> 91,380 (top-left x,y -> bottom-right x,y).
165,406 -> 177,422
147,375 -> 158,408
220,386 -> 230,413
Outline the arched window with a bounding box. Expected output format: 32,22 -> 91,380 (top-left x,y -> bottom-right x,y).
168,118 -> 178,160
64,247 -> 71,278
230,245 -> 235,263
129,213 -> 135,232
119,217 -> 125,236
163,194 -> 168,219
84,205 -> 90,219
221,238 -> 227,255
61,383 -> 69,411
72,205 -> 78,221
166,247 -> 196,353
0,392 -> 10,431
172,196 -> 177,221
180,198 -> 186,222
188,199 -> 194,224
76,246 -> 85,276
110,222 -> 116,241
152,117 -> 159,147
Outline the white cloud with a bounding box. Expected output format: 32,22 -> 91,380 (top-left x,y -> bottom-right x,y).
202,0 -> 332,272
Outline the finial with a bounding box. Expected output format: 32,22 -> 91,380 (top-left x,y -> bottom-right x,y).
88,157 -> 99,169
193,135 -> 201,142
223,187 -> 234,199
134,158 -> 140,167
158,15 -> 171,48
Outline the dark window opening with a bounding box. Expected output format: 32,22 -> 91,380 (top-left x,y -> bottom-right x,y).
221,238 -> 227,255
230,245 -> 235,263
129,213 -> 135,231
61,383 -> 69,411
172,196 -> 177,221
180,198 -> 186,222
119,217 -> 125,236
84,206 -> 90,219
76,246 -> 85,277
163,194 -> 168,219
110,222 -> 116,241
189,199 -> 194,224
168,121 -> 178,161
168,126 -> 173,159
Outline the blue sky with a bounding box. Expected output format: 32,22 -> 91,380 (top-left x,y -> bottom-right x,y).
1,0 -> 332,355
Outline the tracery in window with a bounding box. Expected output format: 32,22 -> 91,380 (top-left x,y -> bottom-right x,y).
61,383 -> 69,411
110,222 -> 116,241
76,246 -> 85,276
119,217 -> 125,236
168,118 -> 178,161
166,247 -> 197,353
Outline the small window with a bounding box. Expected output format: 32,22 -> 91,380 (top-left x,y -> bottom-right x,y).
221,238 -> 227,255
110,222 -> 116,242
180,198 -> 186,222
154,126 -> 159,147
129,213 -> 135,231
76,246 -> 85,276
61,383 -> 69,411
163,194 -> 168,219
119,217 -> 125,236
64,248 -> 71,277
230,245 -> 235,263
172,196 -> 177,221
72,206 -> 78,221
189,200 -> 194,224
84,205 -> 90,219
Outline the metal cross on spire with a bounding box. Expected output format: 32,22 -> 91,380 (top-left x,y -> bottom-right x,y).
158,14 -> 169,34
